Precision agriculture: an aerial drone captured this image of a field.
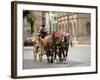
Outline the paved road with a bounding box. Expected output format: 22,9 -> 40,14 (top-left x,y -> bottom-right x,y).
23,45 -> 91,69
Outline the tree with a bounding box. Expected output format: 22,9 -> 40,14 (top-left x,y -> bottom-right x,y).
23,10 -> 35,34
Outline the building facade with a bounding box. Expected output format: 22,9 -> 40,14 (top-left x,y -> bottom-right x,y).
23,11 -> 91,44
33,11 -> 43,33
33,11 -> 50,34
49,12 -> 58,33
57,12 -> 91,44
23,16 -> 31,42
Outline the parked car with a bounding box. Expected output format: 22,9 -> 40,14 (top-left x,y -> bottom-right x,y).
24,37 -> 35,46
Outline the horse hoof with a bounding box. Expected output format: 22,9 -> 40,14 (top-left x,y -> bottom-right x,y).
63,61 -> 67,64
47,59 -> 50,64
54,60 -> 57,64
47,61 -> 50,64
40,60 -> 42,62
51,61 -> 53,63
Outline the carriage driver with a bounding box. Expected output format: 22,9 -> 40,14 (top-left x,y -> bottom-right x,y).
39,25 -> 48,39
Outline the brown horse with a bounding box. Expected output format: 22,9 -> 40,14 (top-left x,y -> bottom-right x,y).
59,32 -> 70,63
52,31 -> 63,63
42,31 -> 63,63
42,35 -> 53,63
52,31 -> 70,63
33,34 -> 53,63
33,31 -> 70,63
33,36 -> 44,62
43,31 -> 62,63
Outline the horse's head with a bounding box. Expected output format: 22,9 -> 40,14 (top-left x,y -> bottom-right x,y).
52,31 -> 61,41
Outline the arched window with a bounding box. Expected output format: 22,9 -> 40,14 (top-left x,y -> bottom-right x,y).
69,23 -> 73,36
64,23 -> 67,32
62,23 -> 64,31
74,22 -> 77,36
65,23 -> 68,30
59,23 -> 61,30
86,22 -> 91,35
59,23 -> 64,31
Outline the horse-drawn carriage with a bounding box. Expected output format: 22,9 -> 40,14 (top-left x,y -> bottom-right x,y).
33,30 -> 72,64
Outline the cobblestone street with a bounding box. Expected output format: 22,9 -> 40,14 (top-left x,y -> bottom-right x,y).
23,45 -> 91,69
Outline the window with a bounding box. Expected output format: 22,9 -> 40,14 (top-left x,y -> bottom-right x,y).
54,17 -> 57,20
86,22 -> 91,35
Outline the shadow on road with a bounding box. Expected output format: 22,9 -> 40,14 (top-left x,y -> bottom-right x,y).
23,59 -> 90,69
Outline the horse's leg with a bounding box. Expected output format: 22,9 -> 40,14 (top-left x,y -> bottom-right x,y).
62,47 -> 67,61
50,51 -> 53,63
39,50 -> 42,62
54,48 -> 57,63
33,50 -> 37,61
58,48 -> 62,63
33,47 -> 36,61
44,47 -> 49,63
65,45 -> 69,60
46,50 -> 50,63
63,49 -> 68,63
33,49 -> 35,60
39,53 -> 42,62
64,44 -> 69,63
